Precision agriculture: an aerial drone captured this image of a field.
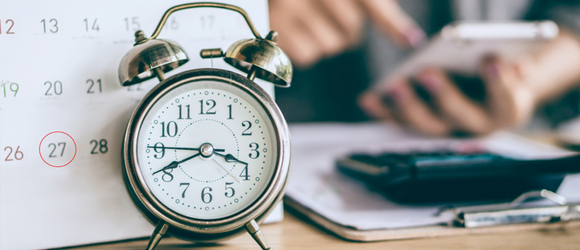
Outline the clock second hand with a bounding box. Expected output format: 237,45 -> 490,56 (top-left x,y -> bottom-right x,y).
212,158 -> 241,183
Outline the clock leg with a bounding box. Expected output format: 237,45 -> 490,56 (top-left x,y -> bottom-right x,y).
146,221 -> 169,250
245,220 -> 271,250
154,67 -> 166,82
247,66 -> 257,81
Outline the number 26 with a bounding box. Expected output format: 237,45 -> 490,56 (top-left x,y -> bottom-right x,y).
4,146 -> 23,161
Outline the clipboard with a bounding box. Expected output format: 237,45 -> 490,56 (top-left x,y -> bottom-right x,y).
284,123 -> 580,242
285,190 -> 580,242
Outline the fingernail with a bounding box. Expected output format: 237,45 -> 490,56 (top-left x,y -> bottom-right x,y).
387,85 -> 408,103
358,94 -> 384,117
405,28 -> 426,47
417,73 -> 439,93
486,63 -> 500,79
358,94 -> 375,111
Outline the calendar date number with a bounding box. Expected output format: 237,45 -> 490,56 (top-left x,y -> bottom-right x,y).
90,139 -> 108,154
1,82 -> 18,97
4,146 -> 23,161
0,19 -> 15,34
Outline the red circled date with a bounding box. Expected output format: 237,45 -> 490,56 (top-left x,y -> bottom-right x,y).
39,131 -> 77,168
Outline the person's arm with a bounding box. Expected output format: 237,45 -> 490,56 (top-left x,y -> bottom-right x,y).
269,0 -> 425,68
526,30 -> 580,103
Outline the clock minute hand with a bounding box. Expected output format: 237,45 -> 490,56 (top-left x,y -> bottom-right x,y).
152,152 -> 201,175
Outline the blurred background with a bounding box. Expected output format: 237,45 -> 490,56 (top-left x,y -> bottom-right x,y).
271,0 -> 580,137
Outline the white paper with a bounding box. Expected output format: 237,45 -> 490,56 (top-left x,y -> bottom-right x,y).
0,1 -> 282,249
286,123 -> 579,231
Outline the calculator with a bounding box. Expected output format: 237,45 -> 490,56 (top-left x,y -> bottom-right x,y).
336,150 -> 580,204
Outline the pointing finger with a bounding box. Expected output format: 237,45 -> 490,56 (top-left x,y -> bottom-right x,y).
359,0 -> 425,47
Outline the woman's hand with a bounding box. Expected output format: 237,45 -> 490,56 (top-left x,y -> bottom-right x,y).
359,57 -> 536,136
359,31 -> 580,136
269,0 -> 425,68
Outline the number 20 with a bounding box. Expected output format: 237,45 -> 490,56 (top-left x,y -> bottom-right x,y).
44,81 -> 62,96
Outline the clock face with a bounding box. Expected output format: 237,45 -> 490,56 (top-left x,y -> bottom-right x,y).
135,78 -> 278,220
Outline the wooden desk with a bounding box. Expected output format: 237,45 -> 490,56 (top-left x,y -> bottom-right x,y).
74,210 -> 580,249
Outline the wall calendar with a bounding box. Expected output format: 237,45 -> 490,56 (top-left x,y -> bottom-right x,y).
0,1 -> 279,249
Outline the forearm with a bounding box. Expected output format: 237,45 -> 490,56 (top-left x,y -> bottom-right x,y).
529,29 -> 580,104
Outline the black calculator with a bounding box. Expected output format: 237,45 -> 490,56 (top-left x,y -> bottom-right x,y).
336,150 -> 580,204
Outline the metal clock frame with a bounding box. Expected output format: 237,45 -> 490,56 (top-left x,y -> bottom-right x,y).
122,69 -> 291,249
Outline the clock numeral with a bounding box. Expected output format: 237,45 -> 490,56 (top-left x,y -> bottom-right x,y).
199,99 -> 216,115
1,82 -> 18,97
180,183 -> 190,198
160,121 -> 178,137
227,104 -> 233,120
177,104 -> 191,119
225,182 -> 235,198
4,146 -> 23,161
249,142 -> 259,159
90,139 -> 108,154
241,120 -> 252,136
48,142 -> 66,158
83,18 -> 99,32
86,79 -> 102,94
152,142 -> 165,159
162,168 -> 174,182
44,81 -> 63,96
201,187 -> 213,204
41,18 -> 58,33
239,165 -> 250,181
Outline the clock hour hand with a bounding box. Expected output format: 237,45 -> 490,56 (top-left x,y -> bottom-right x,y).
215,152 -> 248,166
152,152 -> 201,175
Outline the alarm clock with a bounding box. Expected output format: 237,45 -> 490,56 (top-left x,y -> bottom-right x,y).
117,3 -> 292,250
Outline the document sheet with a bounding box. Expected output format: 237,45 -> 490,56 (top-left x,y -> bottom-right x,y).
286,123 -> 580,231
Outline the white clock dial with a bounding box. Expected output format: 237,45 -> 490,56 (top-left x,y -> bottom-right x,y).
136,80 -> 277,220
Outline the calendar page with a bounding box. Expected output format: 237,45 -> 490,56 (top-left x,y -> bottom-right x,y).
0,1 -> 280,249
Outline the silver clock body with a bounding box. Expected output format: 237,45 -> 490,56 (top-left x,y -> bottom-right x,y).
122,68 -> 291,241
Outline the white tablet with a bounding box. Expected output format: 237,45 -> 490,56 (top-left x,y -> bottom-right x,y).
387,21 -> 559,79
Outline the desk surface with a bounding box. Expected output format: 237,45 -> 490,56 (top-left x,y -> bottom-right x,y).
75,210 -> 580,249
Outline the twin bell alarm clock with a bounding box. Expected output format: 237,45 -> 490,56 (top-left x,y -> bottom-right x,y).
117,3 -> 292,250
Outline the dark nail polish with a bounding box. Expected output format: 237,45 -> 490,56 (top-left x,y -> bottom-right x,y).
486,63 -> 500,78
388,86 -> 408,103
418,74 -> 439,93
405,28 -> 426,47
